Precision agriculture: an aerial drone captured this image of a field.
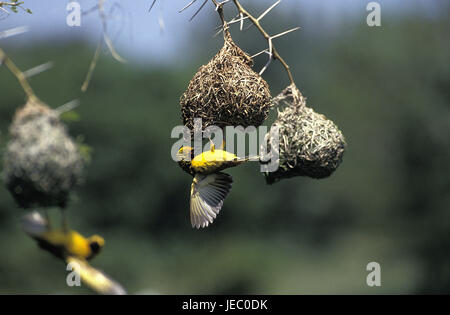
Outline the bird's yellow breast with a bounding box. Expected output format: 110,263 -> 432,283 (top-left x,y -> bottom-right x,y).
192,149 -> 238,163
41,229 -> 92,259
191,150 -> 239,174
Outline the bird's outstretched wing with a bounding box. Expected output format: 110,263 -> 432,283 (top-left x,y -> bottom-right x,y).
66,256 -> 126,295
190,172 -> 233,229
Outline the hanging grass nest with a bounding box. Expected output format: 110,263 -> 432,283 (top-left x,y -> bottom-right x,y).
3,98 -> 83,208
180,30 -> 272,131
264,85 -> 346,184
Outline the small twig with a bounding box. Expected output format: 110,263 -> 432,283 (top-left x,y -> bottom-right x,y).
179,0 -> 209,21
0,47 -> 39,102
0,1 -> 22,7
23,61 -> 53,78
82,4 -> 100,16
213,13 -> 248,31
81,40 -> 102,92
231,0 -> 298,87
98,0 -> 126,63
259,57 -> 272,75
189,0 -> 208,21
148,0 -> 157,13
250,49 -> 269,59
257,0 -> 281,22
179,0 -> 197,13
239,12 -> 243,30
81,0 -> 126,92
148,0 -> 165,33
241,0 -> 281,32
271,27 -> 301,40
0,25 -> 29,39
211,0 -> 226,25
54,99 -> 80,115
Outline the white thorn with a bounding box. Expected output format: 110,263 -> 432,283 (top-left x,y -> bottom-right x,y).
268,38 -> 273,56
179,0 -> 197,13
148,0 -> 157,13
258,0 -> 281,21
0,6 -> 9,15
240,12 -> 244,31
214,13 -> 238,31
55,99 -> 80,115
213,15 -> 248,35
270,27 -> 301,40
259,58 -> 272,75
0,26 -> 29,39
251,49 -> 268,59
189,0 -> 207,21
23,62 -> 54,78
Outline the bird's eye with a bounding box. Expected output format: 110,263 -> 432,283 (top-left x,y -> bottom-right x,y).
90,241 -> 101,253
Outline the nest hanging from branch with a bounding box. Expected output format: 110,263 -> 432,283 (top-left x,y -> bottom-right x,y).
264,85 -> 346,184
3,99 -> 83,208
180,30 -> 272,131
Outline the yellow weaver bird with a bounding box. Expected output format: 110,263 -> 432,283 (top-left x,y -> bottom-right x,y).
21,212 -> 126,295
177,142 -> 256,228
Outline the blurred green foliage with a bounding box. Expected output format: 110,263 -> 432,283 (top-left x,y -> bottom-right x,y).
0,8 -> 449,294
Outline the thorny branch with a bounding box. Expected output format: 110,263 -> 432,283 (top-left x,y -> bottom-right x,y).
0,47 -> 39,103
0,1 -> 31,15
81,0 -> 126,92
177,0 -> 299,88
230,0 -> 298,87
0,28 -> 77,110
211,0 -> 226,26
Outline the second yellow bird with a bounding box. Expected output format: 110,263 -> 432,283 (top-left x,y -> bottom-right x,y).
21,212 -> 126,295
21,212 -> 104,261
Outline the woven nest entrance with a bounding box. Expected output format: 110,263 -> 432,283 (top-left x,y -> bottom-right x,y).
180,30 -> 272,131
264,85 -> 346,184
3,99 -> 83,208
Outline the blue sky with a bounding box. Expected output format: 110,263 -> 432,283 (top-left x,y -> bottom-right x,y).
0,0 -> 445,64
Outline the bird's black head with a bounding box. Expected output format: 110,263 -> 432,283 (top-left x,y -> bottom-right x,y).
88,235 -> 105,259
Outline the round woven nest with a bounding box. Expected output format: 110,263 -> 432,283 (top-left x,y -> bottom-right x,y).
3,99 -> 83,208
264,85 -> 346,184
180,30 -> 272,131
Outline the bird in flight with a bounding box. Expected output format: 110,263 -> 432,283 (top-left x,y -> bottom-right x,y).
177,141 -> 256,228
21,211 -> 126,295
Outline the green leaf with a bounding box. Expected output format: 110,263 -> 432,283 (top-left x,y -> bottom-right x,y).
76,135 -> 93,164
60,110 -> 80,122
78,143 -> 93,164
